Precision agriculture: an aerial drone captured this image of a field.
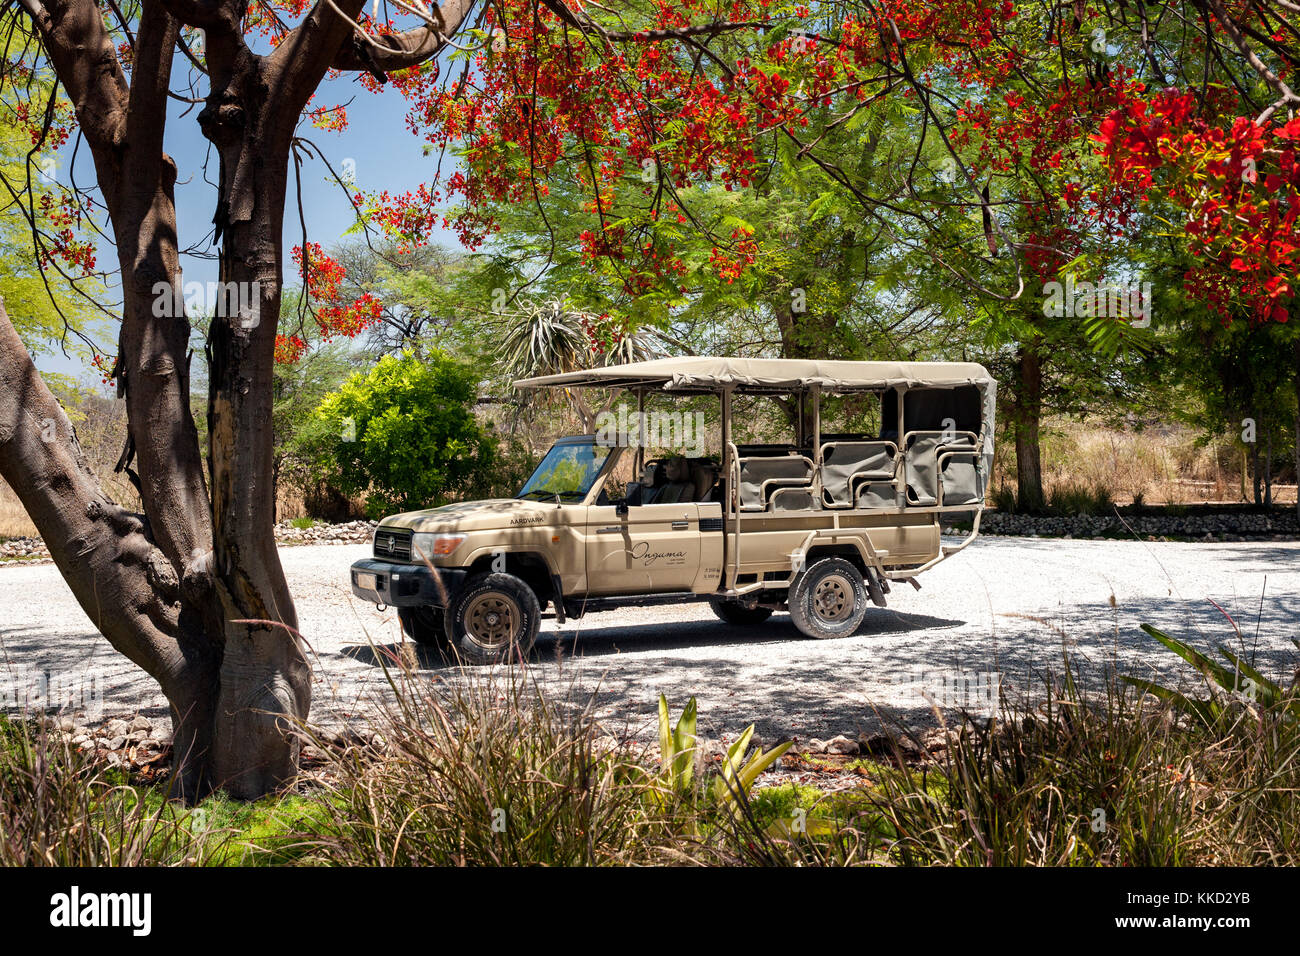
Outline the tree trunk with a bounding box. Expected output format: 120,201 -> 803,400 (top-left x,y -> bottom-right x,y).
194,43 -> 316,798
1013,344 -> 1045,512
774,298 -> 838,439
1265,431 -> 1273,507
1252,416 -> 1262,506
0,303 -> 222,798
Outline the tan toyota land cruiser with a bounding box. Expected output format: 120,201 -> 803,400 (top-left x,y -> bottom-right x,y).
350,357 -> 996,663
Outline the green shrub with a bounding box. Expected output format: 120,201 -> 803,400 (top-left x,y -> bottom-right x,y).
1046,481 -> 1115,516
0,717 -> 213,865
311,351 -> 498,517
991,485 -> 1017,513
310,668 -> 672,865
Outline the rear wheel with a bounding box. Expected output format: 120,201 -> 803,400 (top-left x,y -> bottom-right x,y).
789,557 -> 869,640
708,597 -> 774,626
444,572 -> 541,664
398,606 -> 447,647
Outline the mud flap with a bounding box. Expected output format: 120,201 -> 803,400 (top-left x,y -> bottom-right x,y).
865,567 -> 889,608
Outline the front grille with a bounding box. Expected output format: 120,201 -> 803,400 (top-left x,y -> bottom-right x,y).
373,527 -> 412,561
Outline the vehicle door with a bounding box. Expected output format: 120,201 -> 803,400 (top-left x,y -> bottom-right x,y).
582,501 -> 703,595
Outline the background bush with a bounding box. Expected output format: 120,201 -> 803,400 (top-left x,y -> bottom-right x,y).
311,351 -> 498,517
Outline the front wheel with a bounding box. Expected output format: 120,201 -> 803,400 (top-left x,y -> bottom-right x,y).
398,606 -> 447,647
444,572 -> 541,664
708,597 -> 774,626
788,557 -> 869,640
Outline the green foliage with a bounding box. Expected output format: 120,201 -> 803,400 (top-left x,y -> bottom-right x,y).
711,723 -> 791,811
468,435 -> 539,500
312,670 -> 663,866
0,55 -> 105,356
9,642 -> 1300,867
655,694 -> 791,811
311,350 -> 497,517
1123,622 -> 1300,727
656,694 -> 697,797
0,716 -> 214,865
268,289 -> 368,509
1046,481 -> 1114,516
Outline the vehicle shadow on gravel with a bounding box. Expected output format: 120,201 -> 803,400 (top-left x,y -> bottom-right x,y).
545,609 -> 965,660
339,610 -> 966,671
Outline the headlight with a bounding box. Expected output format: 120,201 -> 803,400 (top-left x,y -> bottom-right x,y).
410,532 -> 467,558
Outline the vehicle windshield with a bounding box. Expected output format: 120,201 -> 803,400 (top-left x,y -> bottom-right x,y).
517,440 -> 613,501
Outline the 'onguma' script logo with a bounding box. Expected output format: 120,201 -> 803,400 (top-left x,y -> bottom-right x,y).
629,541 -> 687,567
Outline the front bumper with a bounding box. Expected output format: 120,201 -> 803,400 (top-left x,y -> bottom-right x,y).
349,559 -> 468,608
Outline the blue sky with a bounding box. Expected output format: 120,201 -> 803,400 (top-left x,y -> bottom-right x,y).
37,57 -> 462,381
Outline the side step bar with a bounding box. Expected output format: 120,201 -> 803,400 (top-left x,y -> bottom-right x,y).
563,591 -> 710,619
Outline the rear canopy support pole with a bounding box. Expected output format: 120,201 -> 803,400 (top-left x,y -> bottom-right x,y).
811,384 -> 823,502
721,387 -> 738,589
634,388 -> 645,477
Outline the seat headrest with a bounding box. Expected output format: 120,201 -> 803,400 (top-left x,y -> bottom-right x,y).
690,460 -> 717,499
663,456 -> 690,482
642,461 -> 663,486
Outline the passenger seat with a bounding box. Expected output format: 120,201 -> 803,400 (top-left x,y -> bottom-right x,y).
690,459 -> 717,502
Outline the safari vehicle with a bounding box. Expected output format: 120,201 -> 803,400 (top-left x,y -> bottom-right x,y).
350,357 -> 996,663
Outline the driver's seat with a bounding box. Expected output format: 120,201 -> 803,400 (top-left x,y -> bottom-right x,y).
652,457 -> 695,504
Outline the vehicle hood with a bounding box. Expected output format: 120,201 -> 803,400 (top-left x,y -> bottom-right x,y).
379,499 -> 563,533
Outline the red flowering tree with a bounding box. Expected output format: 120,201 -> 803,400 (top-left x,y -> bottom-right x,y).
1086,1 -> 1300,512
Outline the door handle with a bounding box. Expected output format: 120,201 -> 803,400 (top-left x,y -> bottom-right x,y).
596,527 -> 624,534
671,520 -> 689,530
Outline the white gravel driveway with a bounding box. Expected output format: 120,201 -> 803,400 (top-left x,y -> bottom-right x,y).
2,537 -> 1297,743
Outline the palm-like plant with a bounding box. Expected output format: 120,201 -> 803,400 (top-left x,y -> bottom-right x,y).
500,298 -> 659,428
499,298 -> 596,383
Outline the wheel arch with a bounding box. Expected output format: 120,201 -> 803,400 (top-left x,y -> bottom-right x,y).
464,549 -> 557,606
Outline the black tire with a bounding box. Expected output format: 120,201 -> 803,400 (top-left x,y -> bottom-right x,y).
708,597 -> 774,626
444,572 -> 541,664
398,606 -> 447,647
788,557 -> 869,640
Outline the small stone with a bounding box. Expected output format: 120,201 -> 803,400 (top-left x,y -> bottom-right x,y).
105,735 -> 127,750
825,734 -> 860,755
805,738 -> 828,754
128,715 -> 152,733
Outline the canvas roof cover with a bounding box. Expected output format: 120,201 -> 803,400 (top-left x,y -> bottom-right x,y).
513,357 -> 993,393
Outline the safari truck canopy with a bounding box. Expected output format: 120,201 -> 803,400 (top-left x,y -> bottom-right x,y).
514,356 -> 997,484
513,355 -> 993,393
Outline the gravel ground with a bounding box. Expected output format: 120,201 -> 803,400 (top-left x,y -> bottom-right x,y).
2,537 -> 1297,745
